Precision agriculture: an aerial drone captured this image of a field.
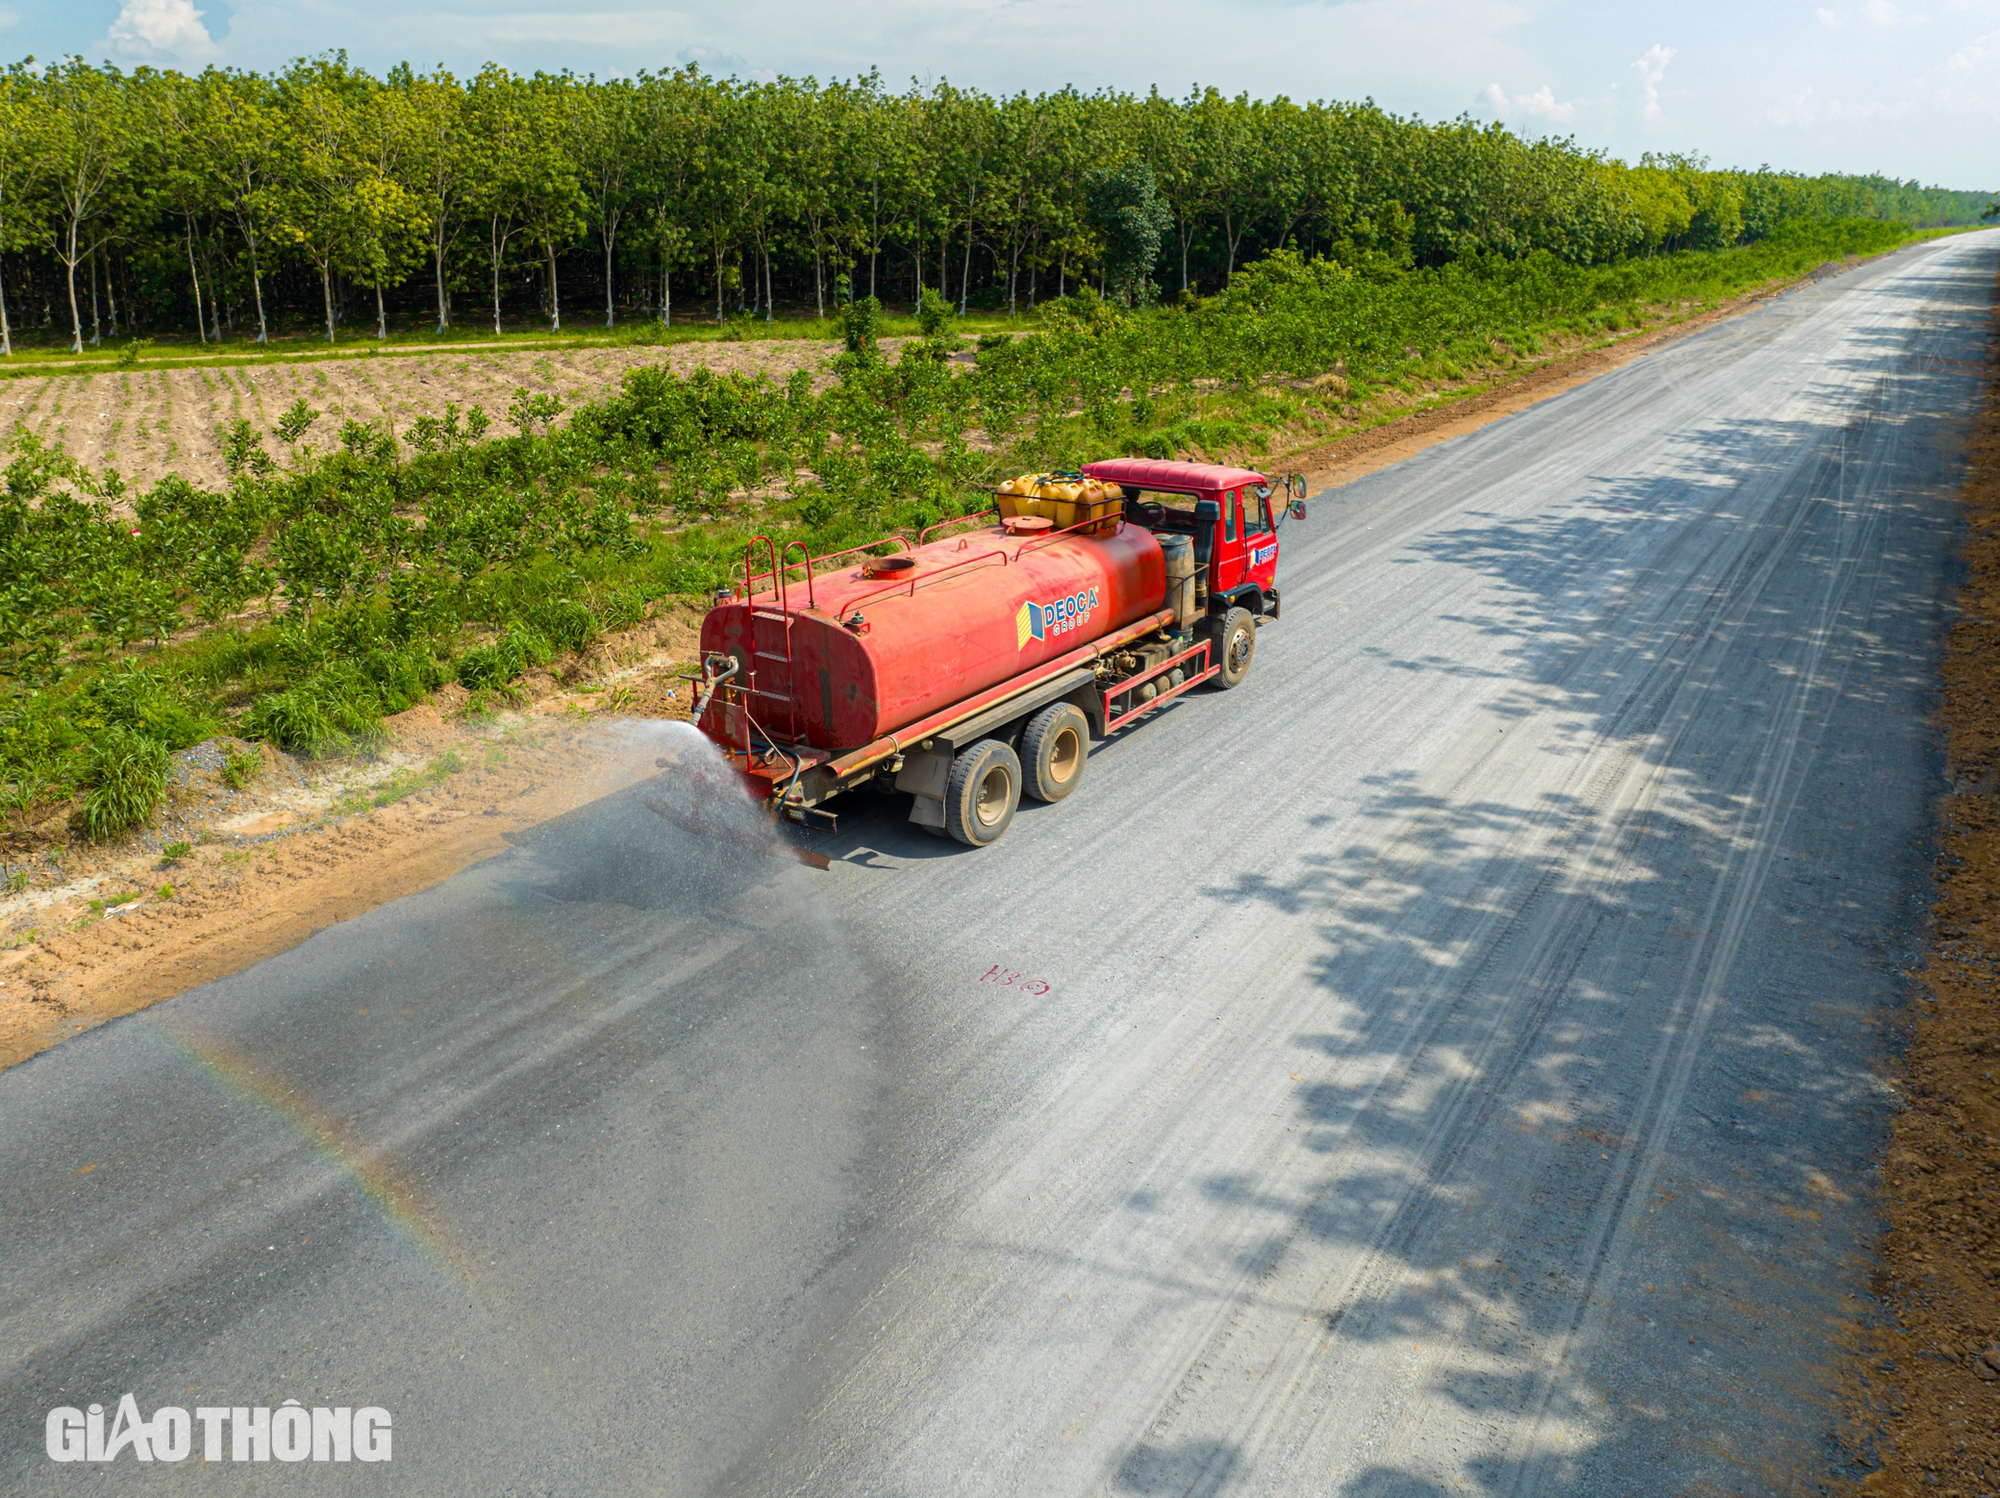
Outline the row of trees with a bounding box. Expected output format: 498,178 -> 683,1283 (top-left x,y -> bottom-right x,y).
0,54 -> 1990,355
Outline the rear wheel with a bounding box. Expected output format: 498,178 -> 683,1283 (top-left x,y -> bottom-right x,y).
945,739 -> 1021,847
1021,702 -> 1090,802
1210,606 -> 1256,689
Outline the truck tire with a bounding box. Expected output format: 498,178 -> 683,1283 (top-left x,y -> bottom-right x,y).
945,739 -> 1021,847
1210,606 -> 1256,689
1021,702 -> 1090,803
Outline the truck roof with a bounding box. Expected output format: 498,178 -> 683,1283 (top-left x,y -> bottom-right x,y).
1082,458 -> 1268,492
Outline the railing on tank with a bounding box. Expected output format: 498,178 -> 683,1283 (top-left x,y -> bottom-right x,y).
737,506 -> 1125,623
739,533 -> 917,609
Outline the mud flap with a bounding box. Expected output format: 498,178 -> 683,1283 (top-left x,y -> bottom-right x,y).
896,747 -> 953,828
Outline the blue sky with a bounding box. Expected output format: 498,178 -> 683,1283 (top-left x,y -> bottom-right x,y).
4,0 -> 1995,189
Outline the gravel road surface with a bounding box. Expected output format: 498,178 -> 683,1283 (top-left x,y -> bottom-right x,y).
5,229 -> 1996,1496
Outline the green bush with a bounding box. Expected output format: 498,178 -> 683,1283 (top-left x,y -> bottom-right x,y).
243,664 -> 387,757
841,295 -> 882,359
527,599 -> 598,653
84,667 -> 217,751
454,628 -> 553,691
82,726 -> 169,841
595,589 -> 647,631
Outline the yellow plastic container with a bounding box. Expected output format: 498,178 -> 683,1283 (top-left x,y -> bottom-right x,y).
994,474 -> 1123,533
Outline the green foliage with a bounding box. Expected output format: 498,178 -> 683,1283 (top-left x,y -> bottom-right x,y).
509,388 -> 566,436
917,289 -> 955,342
161,839 -> 192,861
841,295 -> 882,359
220,746 -> 262,790
1088,159 -> 1173,306
82,725 -> 169,841
84,666 -> 217,751
275,399 -> 320,445
455,627 -> 553,690
527,598 -> 598,653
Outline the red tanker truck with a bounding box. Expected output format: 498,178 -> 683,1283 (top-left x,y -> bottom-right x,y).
683,459 -> 1307,848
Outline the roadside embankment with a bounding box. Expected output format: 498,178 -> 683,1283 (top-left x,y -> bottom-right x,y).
1835,258 -> 2000,1497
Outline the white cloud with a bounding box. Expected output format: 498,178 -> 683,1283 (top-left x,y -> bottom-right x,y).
1815,7 -> 1843,25
1484,80 -> 1576,122
103,0 -> 220,62
1764,87 -> 1818,127
1946,28 -> 1995,68
1862,0 -> 1902,23
1631,42 -> 1674,122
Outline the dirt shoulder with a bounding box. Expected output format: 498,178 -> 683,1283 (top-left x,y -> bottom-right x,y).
1829,263 -> 2000,1496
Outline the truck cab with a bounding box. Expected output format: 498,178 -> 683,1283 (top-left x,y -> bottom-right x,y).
1081,459 -> 1303,621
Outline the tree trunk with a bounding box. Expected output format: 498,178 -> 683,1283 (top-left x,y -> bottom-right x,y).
207,227 -> 223,339
959,181 -> 976,317
492,221 -> 505,335
763,242 -> 772,324
547,242 -> 561,332
433,230 -> 450,333
246,232 -> 269,343
64,223 -> 83,354
376,283 -> 387,340
662,255 -> 671,326
604,225 -> 615,329
89,252 -> 101,346
185,221 -> 206,344
106,253 -> 120,340
0,259 -> 11,356
715,245 -> 724,323
321,262 -> 336,342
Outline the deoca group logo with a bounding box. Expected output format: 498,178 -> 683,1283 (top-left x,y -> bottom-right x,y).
46,1396 -> 391,1463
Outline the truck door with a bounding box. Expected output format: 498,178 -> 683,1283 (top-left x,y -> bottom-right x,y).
1244,488 -> 1279,593
1212,487 -> 1250,594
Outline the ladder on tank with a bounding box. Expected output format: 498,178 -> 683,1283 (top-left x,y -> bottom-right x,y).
743,538 -> 814,745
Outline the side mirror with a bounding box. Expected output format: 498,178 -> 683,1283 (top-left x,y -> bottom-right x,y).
1288,499 -> 1307,520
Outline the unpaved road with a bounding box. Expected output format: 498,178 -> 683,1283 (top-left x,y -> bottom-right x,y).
4,230 -> 1996,1495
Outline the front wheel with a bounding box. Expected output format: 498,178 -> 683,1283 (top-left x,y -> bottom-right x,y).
945,739 -> 1022,846
1209,606 -> 1257,689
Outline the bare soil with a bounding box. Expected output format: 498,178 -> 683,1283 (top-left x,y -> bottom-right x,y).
0,337 -> 849,494
1829,265 -> 2000,1497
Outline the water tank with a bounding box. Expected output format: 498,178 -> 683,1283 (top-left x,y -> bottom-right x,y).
701,521 -> 1167,751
